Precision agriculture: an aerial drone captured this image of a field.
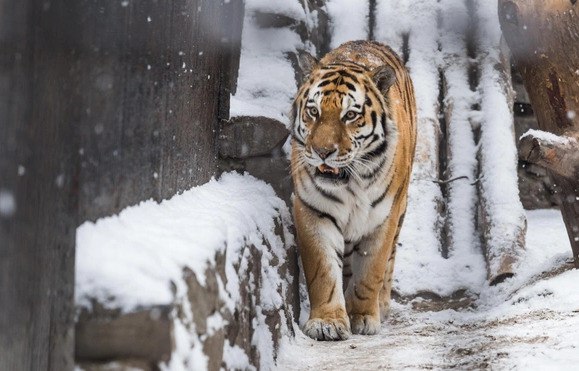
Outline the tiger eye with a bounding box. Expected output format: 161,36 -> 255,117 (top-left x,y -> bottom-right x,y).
308,107 -> 319,117
345,111 -> 357,120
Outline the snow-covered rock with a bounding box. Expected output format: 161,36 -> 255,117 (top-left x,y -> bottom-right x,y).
75,173 -> 299,370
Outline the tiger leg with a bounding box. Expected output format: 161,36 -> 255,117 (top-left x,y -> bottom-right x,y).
345,215 -> 398,335
379,241 -> 397,320
380,210 -> 405,319
294,198 -> 350,341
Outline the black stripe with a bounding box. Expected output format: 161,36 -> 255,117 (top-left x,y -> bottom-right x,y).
305,171 -> 343,203
381,112 -> 387,134
371,189 -> 388,208
292,134 -> 305,147
398,212 -> 406,226
309,262 -> 321,286
365,96 -> 373,107
360,155 -> 387,180
318,77 -> 339,88
367,134 -> 381,146
344,82 -> 356,91
338,70 -> 359,83
326,283 -> 337,304
297,194 -> 342,234
361,141 -> 387,161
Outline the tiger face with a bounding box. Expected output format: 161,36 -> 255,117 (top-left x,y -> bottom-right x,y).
292,53 -> 397,185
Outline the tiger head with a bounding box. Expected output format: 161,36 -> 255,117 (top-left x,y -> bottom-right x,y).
291,51 -> 398,184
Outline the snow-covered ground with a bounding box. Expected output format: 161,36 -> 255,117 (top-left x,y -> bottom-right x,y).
278,209 -> 579,370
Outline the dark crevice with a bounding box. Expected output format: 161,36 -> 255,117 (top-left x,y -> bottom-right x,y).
438,69 -> 449,259
436,0 -> 449,259
401,33 -> 410,64
368,0 -> 376,41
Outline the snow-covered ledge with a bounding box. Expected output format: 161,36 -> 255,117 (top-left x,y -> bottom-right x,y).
75,173 -> 299,370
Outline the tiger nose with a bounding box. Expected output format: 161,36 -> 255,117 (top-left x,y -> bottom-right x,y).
313,146 -> 337,160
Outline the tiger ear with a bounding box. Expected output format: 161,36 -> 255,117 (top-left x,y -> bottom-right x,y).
371,65 -> 397,94
297,50 -> 319,80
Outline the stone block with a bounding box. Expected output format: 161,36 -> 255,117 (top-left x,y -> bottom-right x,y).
219,116 -> 289,159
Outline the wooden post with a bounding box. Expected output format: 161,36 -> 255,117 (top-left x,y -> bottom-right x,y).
77,0 -> 244,221
499,0 -> 579,267
0,1 -> 79,369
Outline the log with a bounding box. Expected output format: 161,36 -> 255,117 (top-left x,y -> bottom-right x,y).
519,130 -> 579,180
476,1 -> 527,285
499,0 -> 579,267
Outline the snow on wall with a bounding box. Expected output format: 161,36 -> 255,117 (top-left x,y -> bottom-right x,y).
76,172 -> 295,370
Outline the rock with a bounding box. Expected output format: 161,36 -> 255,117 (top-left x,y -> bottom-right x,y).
253,12 -> 299,29
244,156 -> 293,205
513,81 -> 531,104
517,165 -> 560,209
75,216 -> 298,371
219,116 -> 289,159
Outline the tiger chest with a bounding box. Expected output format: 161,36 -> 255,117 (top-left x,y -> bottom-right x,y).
339,185 -> 394,243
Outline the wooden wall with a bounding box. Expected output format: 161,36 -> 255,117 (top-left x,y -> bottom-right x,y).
0,0 -> 243,369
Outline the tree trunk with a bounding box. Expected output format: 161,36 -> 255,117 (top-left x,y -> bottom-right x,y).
499,0 -> 579,267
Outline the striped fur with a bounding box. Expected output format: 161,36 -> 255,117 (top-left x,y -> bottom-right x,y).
291,41 -> 417,340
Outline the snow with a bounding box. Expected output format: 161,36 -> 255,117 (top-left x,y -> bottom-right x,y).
326,0 -> 368,49
476,0 -> 527,280
520,129 -> 577,145
76,172 -> 295,370
277,209 -> 579,370
376,0 -> 451,296
76,172 -> 287,310
230,0 -> 305,125
0,189 -> 16,217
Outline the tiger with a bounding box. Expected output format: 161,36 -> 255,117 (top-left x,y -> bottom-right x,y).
290,40 -> 416,341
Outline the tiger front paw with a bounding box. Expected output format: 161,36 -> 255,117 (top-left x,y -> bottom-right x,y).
349,313 -> 380,335
303,317 -> 351,341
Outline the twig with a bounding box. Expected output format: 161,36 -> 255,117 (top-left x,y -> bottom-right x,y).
432,175 -> 470,185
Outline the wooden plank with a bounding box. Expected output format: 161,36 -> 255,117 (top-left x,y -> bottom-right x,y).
499,0 -> 579,267
0,1 -> 79,369
75,306 -> 173,363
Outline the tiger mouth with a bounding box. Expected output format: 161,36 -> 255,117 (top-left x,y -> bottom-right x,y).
316,164 -> 349,180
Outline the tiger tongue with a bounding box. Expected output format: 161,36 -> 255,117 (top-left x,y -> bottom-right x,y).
318,164 -> 339,175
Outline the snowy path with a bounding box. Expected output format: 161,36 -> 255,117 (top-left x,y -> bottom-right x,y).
279,305 -> 578,369
277,210 -> 579,370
